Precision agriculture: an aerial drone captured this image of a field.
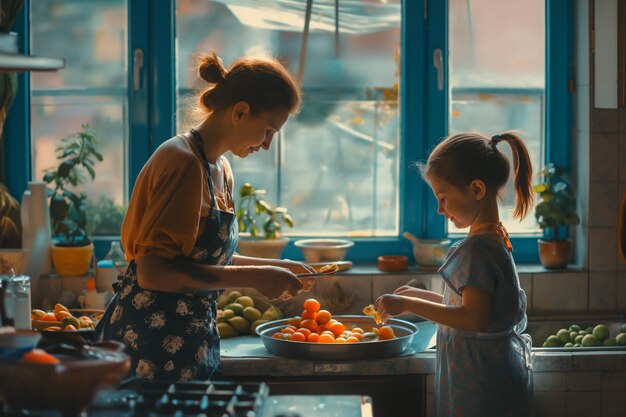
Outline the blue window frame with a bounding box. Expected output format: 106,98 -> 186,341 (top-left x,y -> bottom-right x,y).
3,0 -> 572,264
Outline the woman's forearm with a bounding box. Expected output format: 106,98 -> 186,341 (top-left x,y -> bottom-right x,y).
403,298 -> 486,332
232,254 -> 279,266
399,288 -> 443,303
136,254 -> 256,293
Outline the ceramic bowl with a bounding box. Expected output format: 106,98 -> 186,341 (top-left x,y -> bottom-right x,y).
0,329 -> 41,360
294,239 -> 354,263
0,344 -> 130,413
411,239 -> 451,268
377,255 -> 408,272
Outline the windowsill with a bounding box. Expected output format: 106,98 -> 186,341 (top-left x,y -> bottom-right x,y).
340,263 -> 587,275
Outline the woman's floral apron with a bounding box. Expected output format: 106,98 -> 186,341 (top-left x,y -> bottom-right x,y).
96,129 -> 238,381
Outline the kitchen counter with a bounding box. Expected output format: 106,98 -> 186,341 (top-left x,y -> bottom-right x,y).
220,336 -> 626,376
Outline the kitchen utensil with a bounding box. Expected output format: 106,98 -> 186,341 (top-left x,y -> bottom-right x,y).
377,255 -> 408,272
256,315 -> 419,360
403,232 -> 450,267
294,239 -> 354,263
0,343 -> 130,413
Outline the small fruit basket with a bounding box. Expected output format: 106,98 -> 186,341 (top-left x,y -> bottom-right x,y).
31,303 -> 104,332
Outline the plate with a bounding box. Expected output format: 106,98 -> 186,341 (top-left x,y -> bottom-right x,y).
307,261 -> 353,273
256,315 -> 420,360
32,309 -> 104,331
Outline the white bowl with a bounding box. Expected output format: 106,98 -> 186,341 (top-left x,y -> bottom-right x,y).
411,239 -> 451,268
294,239 -> 354,263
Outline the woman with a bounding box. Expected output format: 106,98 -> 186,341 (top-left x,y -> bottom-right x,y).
96,51 -> 314,381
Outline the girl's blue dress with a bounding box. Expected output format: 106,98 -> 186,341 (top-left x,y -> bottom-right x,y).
436,234 -> 532,417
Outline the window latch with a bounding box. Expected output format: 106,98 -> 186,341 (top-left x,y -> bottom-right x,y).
133,48 -> 144,91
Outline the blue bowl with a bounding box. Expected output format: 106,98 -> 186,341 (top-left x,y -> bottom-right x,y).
0,329 -> 41,360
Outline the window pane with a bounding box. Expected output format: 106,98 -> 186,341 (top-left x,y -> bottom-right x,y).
30,1 -> 128,236
448,0 -> 544,235
176,0 -> 401,237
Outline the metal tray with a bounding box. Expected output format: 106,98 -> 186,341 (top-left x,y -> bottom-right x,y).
255,315 -> 419,360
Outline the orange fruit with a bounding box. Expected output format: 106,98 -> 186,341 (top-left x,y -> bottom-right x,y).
317,333 -> 335,343
301,310 -> 318,320
56,311 -> 73,321
53,304 -> 70,321
303,298 -> 321,313
41,313 -> 59,322
300,319 -> 319,332
281,327 -> 295,334
297,328 -> 312,338
350,332 -> 363,341
329,322 -> 345,337
351,327 -> 364,334
291,332 -> 306,342
63,324 -> 78,331
288,316 -> 302,327
272,333 -> 283,339
334,337 -> 347,343
346,336 -> 360,343
316,310 -> 332,325
22,349 -> 60,365
307,333 -> 319,343
379,326 -> 396,340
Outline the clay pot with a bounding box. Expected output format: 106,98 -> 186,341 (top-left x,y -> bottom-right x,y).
538,239 -> 572,269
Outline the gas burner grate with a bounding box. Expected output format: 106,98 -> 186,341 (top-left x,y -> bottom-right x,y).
90,379 -> 269,417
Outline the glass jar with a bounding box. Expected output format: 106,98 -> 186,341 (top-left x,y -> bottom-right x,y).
0,275 -> 32,329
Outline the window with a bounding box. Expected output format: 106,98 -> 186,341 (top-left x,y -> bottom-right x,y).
176,0 -> 402,237
5,0 -> 571,263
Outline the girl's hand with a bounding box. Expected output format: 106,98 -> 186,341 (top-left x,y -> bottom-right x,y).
393,285 -> 419,296
251,266 -> 303,300
374,294 -> 408,323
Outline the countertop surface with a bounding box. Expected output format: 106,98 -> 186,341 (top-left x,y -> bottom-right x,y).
219,336 -> 626,376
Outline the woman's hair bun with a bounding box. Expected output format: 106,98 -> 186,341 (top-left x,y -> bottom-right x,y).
198,52 -> 227,84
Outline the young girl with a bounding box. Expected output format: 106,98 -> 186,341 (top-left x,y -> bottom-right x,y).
375,132 -> 533,417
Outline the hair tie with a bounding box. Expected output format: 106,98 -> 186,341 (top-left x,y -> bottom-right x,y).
490,134 -> 502,149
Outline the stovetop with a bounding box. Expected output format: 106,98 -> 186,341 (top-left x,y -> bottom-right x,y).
1,379 -> 269,417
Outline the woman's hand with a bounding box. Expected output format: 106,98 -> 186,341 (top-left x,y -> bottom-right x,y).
251,266 -> 303,300
374,294 -> 408,324
271,259 -> 317,274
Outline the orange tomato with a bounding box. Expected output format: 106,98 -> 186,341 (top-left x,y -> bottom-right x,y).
272,333 -> 284,339
329,322 -> 345,337
303,298 -> 321,313
301,310 -> 318,320
281,327 -> 296,334
291,332 -> 306,342
317,333 -> 335,343
378,326 -> 396,340
22,349 -> 60,365
307,333 -> 319,343
316,310 -> 332,325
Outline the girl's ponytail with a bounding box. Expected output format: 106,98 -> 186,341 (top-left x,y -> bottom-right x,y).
494,132 -> 534,220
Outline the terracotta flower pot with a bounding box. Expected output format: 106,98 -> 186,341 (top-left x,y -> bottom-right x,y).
538,239 -> 571,269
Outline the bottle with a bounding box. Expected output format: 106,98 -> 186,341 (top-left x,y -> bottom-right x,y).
96,241 -> 126,292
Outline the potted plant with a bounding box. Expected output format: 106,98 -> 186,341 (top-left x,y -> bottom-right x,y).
43,124 -> 103,276
235,183 -> 294,259
534,163 -> 580,269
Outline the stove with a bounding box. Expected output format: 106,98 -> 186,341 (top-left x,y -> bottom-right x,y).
1,379 -> 269,417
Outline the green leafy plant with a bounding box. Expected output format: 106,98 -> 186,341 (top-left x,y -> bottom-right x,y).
85,195 -> 126,236
534,163 -> 580,241
236,183 -> 294,239
43,124 -> 102,246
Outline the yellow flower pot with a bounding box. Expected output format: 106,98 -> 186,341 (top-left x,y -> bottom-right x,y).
51,243 -> 94,276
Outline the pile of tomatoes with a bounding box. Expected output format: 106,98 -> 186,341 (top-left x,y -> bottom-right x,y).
271,298 -> 396,343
